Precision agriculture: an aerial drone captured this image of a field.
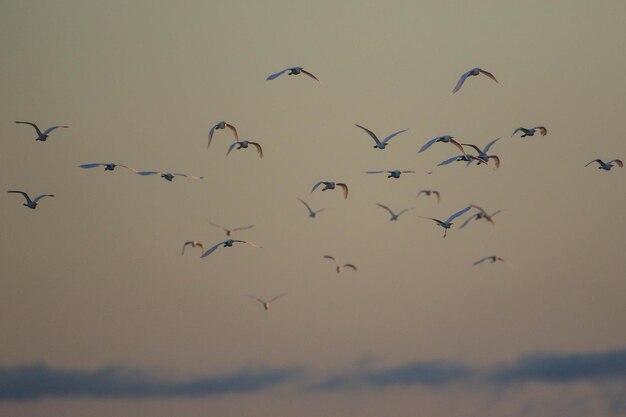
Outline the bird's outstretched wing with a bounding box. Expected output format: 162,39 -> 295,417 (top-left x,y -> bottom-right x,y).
226,123 -> 239,140
446,205 -> 472,223
266,68 -> 291,80
355,124 -> 381,146
7,190 -> 33,204
311,181 -> 325,193
585,159 -> 603,167
438,155 -> 464,166
33,194 -> 54,203
478,68 -> 498,83
43,125 -> 68,135
336,183 -> 349,199
231,225 -> 254,232
396,207 -> 414,217
136,171 -> 160,176
323,255 -> 337,264
609,159 -> 623,167
458,213 -> 479,229
300,69 -> 319,81
473,256 -> 494,265
511,128 -> 525,137
532,126 -> 547,136
201,241 -> 226,258
376,203 -> 394,216
381,129 -> 409,144
79,163 -> 105,169
365,170 -> 385,175
226,142 -> 238,156
250,142 -> 264,158
483,137 -> 501,153
452,70 -> 471,93
268,293 -> 287,303
297,197 -> 313,213
343,264 -> 357,271
15,121 -> 43,136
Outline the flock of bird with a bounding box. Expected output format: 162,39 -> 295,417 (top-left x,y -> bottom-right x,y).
9,65 -> 622,311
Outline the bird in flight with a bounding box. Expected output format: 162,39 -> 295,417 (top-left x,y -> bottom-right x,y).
181,241 -> 204,255
210,222 -> 254,236
417,190 -> 440,203
135,170 -> 204,181
266,67 -> 319,81
7,190 -> 54,209
585,159 -> 623,171
364,169 -> 417,178
459,205 -> 504,229
208,121 -> 238,147
355,124 -> 408,150
420,205 -> 472,238
376,203 -> 414,221
79,163 -> 138,172
461,137 -> 501,168
452,67 -> 498,93
323,256 -> 357,273
511,126 -> 547,138
200,239 -> 261,258
473,255 -> 512,268
296,197 -> 326,218
15,121 -> 68,142
247,293 -> 287,311
418,135 -> 465,154
226,140 -> 263,158
311,181 -> 349,199
437,154 -> 488,167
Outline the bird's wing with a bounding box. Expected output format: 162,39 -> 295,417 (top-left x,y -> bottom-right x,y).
511,127 -> 523,137
419,216 -> 445,226
396,207 -> 415,216
458,213 -> 478,229
15,121 -> 43,136
181,241 -> 195,255
297,197 -> 313,213
376,203 -> 394,216
226,142 -> 238,156
246,295 -> 266,305
226,123 -> 239,140
314,208 -> 326,214
343,264 -> 357,271
183,174 -> 204,180
401,170 -> 416,174
43,125 -> 68,135
268,293 -> 287,303
478,69 -> 498,83
488,155 -> 501,168
300,69 -> 319,81
311,181 -> 325,193
117,165 -> 139,173
355,124 -> 381,145
381,128 -> 409,144
7,190 -> 32,204
446,205 -> 472,223
470,204 -> 487,214
33,194 -> 54,203
610,159 -> 623,167
433,191 -> 440,202
483,137 -> 501,153
461,143 -> 481,154
250,142 -> 264,158
209,222 -> 227,232
365,170 -> 384,174
207,125 -> 217,147
266,68 -> 291,80
473,256 -> 492,265
323,255 -> 337,263
231,225 -> 254,232
585,159 -> 602,167
200,241 -> 225,258
238,240 -> 261,248
136,171 -> 160,176
79,163 -> 104,169
438,155 -> 463,166
418,137 -> 440,153
452,71 -> 471,93
337,183 -> 349,199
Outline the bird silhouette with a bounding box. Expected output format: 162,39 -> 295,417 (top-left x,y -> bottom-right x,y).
226,140 -> 263,158
585,159 -> 623,171
417,190 -> 440,203
208,121 -> 238,147
246,294 -> 287,311
473,255 -> 512,268
135,171 -> 204,181
459,205 -> 504,229
355,124 -> 408,150
210,222 -> 254,236
511,126 -> 547,138
418,135 -> 465,154
296,198 -> 326,218
15,121 -> 68,141
323,256 -> 357,273
266,67 -> 319,81
376,203 -> 414,221
181,241 -> 204,255
311,181 -> 349,199
8,191 -> 54,209
79,163 -> 138,172
364,170 -> 417,178
420,205 -> 472,238
452,67 -> 498,93
461,137 -> 501,168
200,239 -> 261,258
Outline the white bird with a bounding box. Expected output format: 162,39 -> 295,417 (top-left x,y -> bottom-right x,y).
585,159 -> 623,171
417,189 -> 440,203
376,203 -> 414,221
461,137 -> 501,168
355,124 -> 408,150
135,171 -> 204,181
15,121 -> 68,141
226,140 -> 263,158
266,67 -> 319,81
210,222 -> 254,236
296,197 -> 326,218
323,255 -> 357,273
452,67 -> 499,93
8,190 -> 54,209
79,163 -> 138,172
437,154 -> 488,167
311,181 -> 349,199
208,121 -> 238,147
473,255 -> 512,268
418,135 -> 465,154
364,169 -> 417,178
247,293 -> 287,311
511,126 -> 547,138
459,205 -> 504,229
181,240 -> 204,255
420,205 -> 472,238
200,239 -> 261,258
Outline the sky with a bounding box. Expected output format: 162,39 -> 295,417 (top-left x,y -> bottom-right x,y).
1,0 -> 625,416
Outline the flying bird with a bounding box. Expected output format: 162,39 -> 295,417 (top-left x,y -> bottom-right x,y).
226,140 -> 263,158
247,293 -> 287,311
473,255 -> 512,268
181,241 -> 204,255
452,67 -> 499,93
208,121 -> 238,147
296,197 -> 326,218
418,135 -> 465,154
79,163 -> 138,172
15,121 -> 68,141
511,126 -> 547,138
364,170 -> 416,178
355,124 -> 408,150
417,190 -> 440,203
437,154 -> 488,167
266,67 -> 319,81
323,255 -> 357,273
210,222 -> 254,236
135,171 -> 204,181
376,203 -> 414,221
585,159 -> 623,171
461,137 -> 501,168
459,205 -> 504,229
311,181 -> 349,199
420,205 -> 472,238
7,190 -> 54,209
200,239 -> 261,258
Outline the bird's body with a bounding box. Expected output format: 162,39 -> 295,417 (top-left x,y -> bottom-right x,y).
420,205 -> 472,238
8,190 -> 54,209
247,293 -> 287,311
417,190 -> 440,203
297,198 -> 326,218
365,170 -> 416,178
208,121 -> 238,147
15,121 -> 68,141
311,181 -> 349,199
452,67 -> 498,93
266,67 -> 319,81
461,137 -> 501,168
323,255 -> 357,273
585,159 -> 623,171
226,140 -> 263,158
376,203 -> 414,221
200,239 -> 261,258
210,222 -> 254,236
355,124 -> 408,150
182,241 -> 204,255
418,135 -> 465,154
511,126 -> 547,138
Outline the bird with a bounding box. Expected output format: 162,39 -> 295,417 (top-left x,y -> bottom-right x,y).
437,154 -> 488,167
459,205 -> 504,229
311,181 -> 349,199
376,203 -> 414,221
452,67 -> 499,93
226,140 -> 263,158
208,121 -> 238,147
266,66 -> 319,81
200,239 -> 261,258
417,190 -> 440,203
247,293 -> 287,311
585,159 -> 623,171
181,241 -> 204,255
135,171 -> 204,181
461,137 -> 501,168
296,197 -> 326,218
210,222 -> 254,236
323,255 -> 357,273
364,170 -> 417,178
355,124 -> 408,150
7,190 -> 54,209
473,255 -> 512,268
420,205 -> 472,238
15,121 -> 68,141
418,135 -> 466,154
79,163 -> 138,172
511,126 -> 547,138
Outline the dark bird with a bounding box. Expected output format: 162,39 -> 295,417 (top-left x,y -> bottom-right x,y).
15,121 -> 68,141
8,190 -> 54,209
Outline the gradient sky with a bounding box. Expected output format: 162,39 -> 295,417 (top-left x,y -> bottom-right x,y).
1,1 -> 625,416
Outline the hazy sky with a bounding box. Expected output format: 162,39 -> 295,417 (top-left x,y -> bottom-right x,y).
1,1 -> 625,416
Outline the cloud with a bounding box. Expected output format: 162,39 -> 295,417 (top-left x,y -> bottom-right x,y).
0,363 -> 303,401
